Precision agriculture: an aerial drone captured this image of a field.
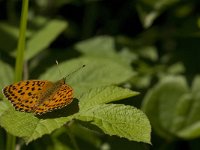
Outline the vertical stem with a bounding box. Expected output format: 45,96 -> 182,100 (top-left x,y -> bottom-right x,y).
6,0 -> 29,150
6,133 -> 16,150
65,124 -> 80,150
14,0 -> 29,82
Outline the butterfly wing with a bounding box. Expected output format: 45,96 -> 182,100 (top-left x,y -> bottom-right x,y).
2,80 -> 53,113
34,84 -> 73,115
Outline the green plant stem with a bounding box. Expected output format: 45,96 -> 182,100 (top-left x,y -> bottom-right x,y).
14,0 -> 29,82
6,0 -> 29,150
65,124 -> 80,150
6,133 -> 16,150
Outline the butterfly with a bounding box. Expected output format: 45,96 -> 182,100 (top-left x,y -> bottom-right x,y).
2,65 -> 85,115
2,78 -> 73,115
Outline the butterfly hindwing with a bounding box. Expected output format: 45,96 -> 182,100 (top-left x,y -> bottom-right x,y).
34,84 -> 73,115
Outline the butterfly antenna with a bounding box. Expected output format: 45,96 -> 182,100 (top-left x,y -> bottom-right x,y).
56,60 -> 62,78
64,64 -> 86,81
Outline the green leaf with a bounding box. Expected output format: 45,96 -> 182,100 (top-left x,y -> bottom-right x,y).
191,75 -> 200,94
0,84 -> 141,144
79,86 -> 139,110
0,101 -> 10,116
177,122 -> 200,139
0,61 -> 14,93
0,100 -> 73,144
39,57 -> 135,96
75,35 -> 116,56
137,0 -> 179,28
167,62 -> 185,74
136,46 -> 158,61
180,76 -> 200,126
76,104 -> 151,144
0,22 -> 19,52
142,76 -> 188,140
25,19 -> 68,60
75,36 -> 133,65
171,93 -> 193,132
176,76 -> 200,139
0,57 -> 136,144
142,75 -> 200,140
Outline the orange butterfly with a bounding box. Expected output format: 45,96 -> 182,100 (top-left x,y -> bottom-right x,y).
2,65 -> 85,115
3,78 -> 73,115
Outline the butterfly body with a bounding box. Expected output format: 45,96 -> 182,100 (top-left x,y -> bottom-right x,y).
38,79 -> 63,103
2,78 -> 73,115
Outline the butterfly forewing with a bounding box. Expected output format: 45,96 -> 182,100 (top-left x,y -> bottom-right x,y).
3,80 -> 53,113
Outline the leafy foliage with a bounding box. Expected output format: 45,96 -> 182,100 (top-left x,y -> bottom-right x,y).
143,76 -> 200,141
0,57 -> 150,144
0,36 -> 151,149
1,0 -> 200,149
